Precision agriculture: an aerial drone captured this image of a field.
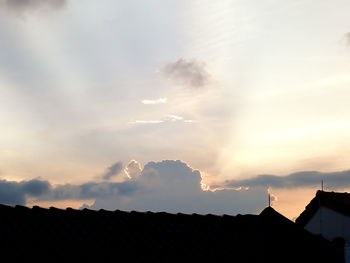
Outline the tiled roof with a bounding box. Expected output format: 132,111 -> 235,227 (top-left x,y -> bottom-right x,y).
0,204 -> 342,262
296,190 -> 350,227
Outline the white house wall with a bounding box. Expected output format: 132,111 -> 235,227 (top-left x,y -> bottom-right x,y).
305,206 -> 350,243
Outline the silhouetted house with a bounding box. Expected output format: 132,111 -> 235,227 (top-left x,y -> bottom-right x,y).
0,204 -> 343,262
296,190 -> 350,244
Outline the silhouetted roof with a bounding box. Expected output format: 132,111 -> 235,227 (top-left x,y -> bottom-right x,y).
0,204 -> 342,262
296,190 -> 350,227
260,205 -> 292,222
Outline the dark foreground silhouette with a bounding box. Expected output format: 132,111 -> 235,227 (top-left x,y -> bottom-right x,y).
0,204 -> 343,262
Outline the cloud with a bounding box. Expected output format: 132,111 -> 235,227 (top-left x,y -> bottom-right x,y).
21,179 -> 51,196
32,181 -> 138,201
163,58 -> 210,88
49,184 -> 80,200
79,181 -> 139,199
129,120 -> 164,125
0,176 -> 126,206
3,157 -> 350,215
7,162 -> 350,214
267,187 -> 278,206
223,170 -> 350,190
91,160 -> 267,215
141,98 -> 167,105
3,0 -> 66,12
102,161 -> 123,180
0,160 -> 267,215
346,32 -> 350,45
0,178 -> 51,205
128,115 -> 193,125
124,160 -> 142,179
167,115 -> 183,121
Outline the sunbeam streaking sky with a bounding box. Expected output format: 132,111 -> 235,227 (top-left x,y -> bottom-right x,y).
1,0 -> 350,219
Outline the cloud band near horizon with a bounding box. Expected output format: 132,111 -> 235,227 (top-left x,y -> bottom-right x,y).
223,170 -> 350,190
0,160 -> 266,214
2,161 -> 350,214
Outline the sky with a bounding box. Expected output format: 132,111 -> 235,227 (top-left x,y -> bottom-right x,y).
1,0 -> 350,219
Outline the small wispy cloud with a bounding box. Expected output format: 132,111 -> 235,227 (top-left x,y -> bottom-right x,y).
167,115 -> 183,121
184,120 -> 195,123
128,115 -> 194,125
102,161 -> 123,181
163,58 -> 210,89
141,98 -> 167,105
129,120 -> 164,125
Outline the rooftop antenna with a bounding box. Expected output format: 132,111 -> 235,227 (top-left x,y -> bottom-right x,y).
268,193 -> 271,207
321,179 -> 324,191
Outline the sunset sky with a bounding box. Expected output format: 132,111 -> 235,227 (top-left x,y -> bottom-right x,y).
1,0 -> 350,219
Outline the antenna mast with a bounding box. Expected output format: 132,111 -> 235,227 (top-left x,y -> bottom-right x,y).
268,193 -> 271,207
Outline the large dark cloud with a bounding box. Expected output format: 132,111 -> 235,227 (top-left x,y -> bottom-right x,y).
3,0 -> 66,12
90,160 -> 267,215
163,59 -> 210,89
0,178 -> 139,205
0,160 -> 267,215
79,181 -> 139,199
223,170 -> 350,190
0,179 -> 51,205
21,179 -> 51,196
44,181 -> 139,201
